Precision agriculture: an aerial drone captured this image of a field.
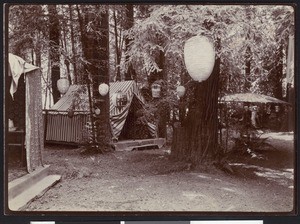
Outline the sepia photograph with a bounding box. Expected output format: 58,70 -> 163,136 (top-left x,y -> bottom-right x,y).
4,3 -> 295,213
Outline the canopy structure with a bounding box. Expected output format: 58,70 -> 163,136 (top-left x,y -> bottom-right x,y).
220,93 -> 290,105
8,53 -> 43,172
45,80 -> 156,144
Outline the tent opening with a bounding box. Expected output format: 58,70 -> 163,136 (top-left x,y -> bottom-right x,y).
118,95 -> 152,140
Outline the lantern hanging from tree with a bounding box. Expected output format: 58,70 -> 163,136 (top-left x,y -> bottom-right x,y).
95,108 -> 101,115
184,36 -> 215,82
176,85 -> 186,98
98,83 -> 109,96
112,90 -> 128,111
151,83 -> 161,98
57,77 -> 70,94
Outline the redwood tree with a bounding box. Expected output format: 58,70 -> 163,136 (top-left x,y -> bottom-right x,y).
77,5 -> 110,151
124,4 -> 136,80
48,5 -> 61,103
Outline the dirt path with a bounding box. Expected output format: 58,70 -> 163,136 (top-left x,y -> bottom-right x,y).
23,133 -> 294,212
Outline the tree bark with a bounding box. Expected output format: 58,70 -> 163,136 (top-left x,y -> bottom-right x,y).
69,5 -> 78,84
94,9 -> 111,148
244,45 -> 251,91
273,44 -> 283,99
78,5 -> 110,151
124,4 -> 136,81
48,5 -> 61,104
171,57 -> 220,166
113,9 -> 121,81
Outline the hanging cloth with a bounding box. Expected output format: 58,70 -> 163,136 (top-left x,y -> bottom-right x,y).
8,53 -> 39,98
9,53 -> 26,98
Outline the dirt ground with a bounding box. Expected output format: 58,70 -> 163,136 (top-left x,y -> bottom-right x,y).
8,132 -> 295,212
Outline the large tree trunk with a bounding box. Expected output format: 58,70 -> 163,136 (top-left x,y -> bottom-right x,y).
78,5 -> 110,151
93,9 -> 111,149
124,4 -> 136,81
48,5 -> 61,104
171,57 -> 220,166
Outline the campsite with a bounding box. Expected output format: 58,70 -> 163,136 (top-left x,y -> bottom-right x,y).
5,4 -> 295,214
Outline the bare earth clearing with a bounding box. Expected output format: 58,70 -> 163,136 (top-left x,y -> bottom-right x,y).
9,132 -> 294,212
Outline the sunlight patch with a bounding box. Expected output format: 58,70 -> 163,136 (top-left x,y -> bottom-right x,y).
183,191 -> 206,200
221,187 -> 236,193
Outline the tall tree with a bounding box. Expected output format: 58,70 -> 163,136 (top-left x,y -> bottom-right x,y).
77,5 -> 110,151
48,5 -> 61,103
124,4 -> 136,80
127,5 -> 294,166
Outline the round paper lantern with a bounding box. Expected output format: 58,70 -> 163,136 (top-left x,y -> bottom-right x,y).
8,119 -> 14,128
184,36 -> 215,82
95,108 -> 101,115
98,83 -> 109,96
112,90 -> 128,110
176,85 -> 186,98
57,78 -> 70,94
151,83 -> 161,98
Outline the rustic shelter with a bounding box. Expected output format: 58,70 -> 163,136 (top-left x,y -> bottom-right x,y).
44,80 -> 157,144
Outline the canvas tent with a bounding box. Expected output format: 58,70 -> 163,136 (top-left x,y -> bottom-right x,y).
7,53 -> 44,172
45,80 -> 156,144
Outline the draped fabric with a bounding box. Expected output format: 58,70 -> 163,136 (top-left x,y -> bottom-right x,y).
25,69 -> 44,172
9,53 -> 38,98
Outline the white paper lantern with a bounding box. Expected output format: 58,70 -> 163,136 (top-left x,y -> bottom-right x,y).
98,83 -> 109,96
95,108 -> 101,115
184,36 -> 215,82
57,78 -> 70,94
176,85 -> 186,98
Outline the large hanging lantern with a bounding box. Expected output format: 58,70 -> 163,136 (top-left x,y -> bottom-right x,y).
151,83 -> 161,98
176,85 -> 186,98
112,90 -> 128,111
184,36 -> 215,82
57,78 -> 70,94
98,83 -> 109,96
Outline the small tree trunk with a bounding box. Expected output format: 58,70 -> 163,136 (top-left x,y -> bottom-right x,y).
69,5 -> 78,84
113,9 -> 121,81
273,44 -> 283,99
244,45 -> 251,91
